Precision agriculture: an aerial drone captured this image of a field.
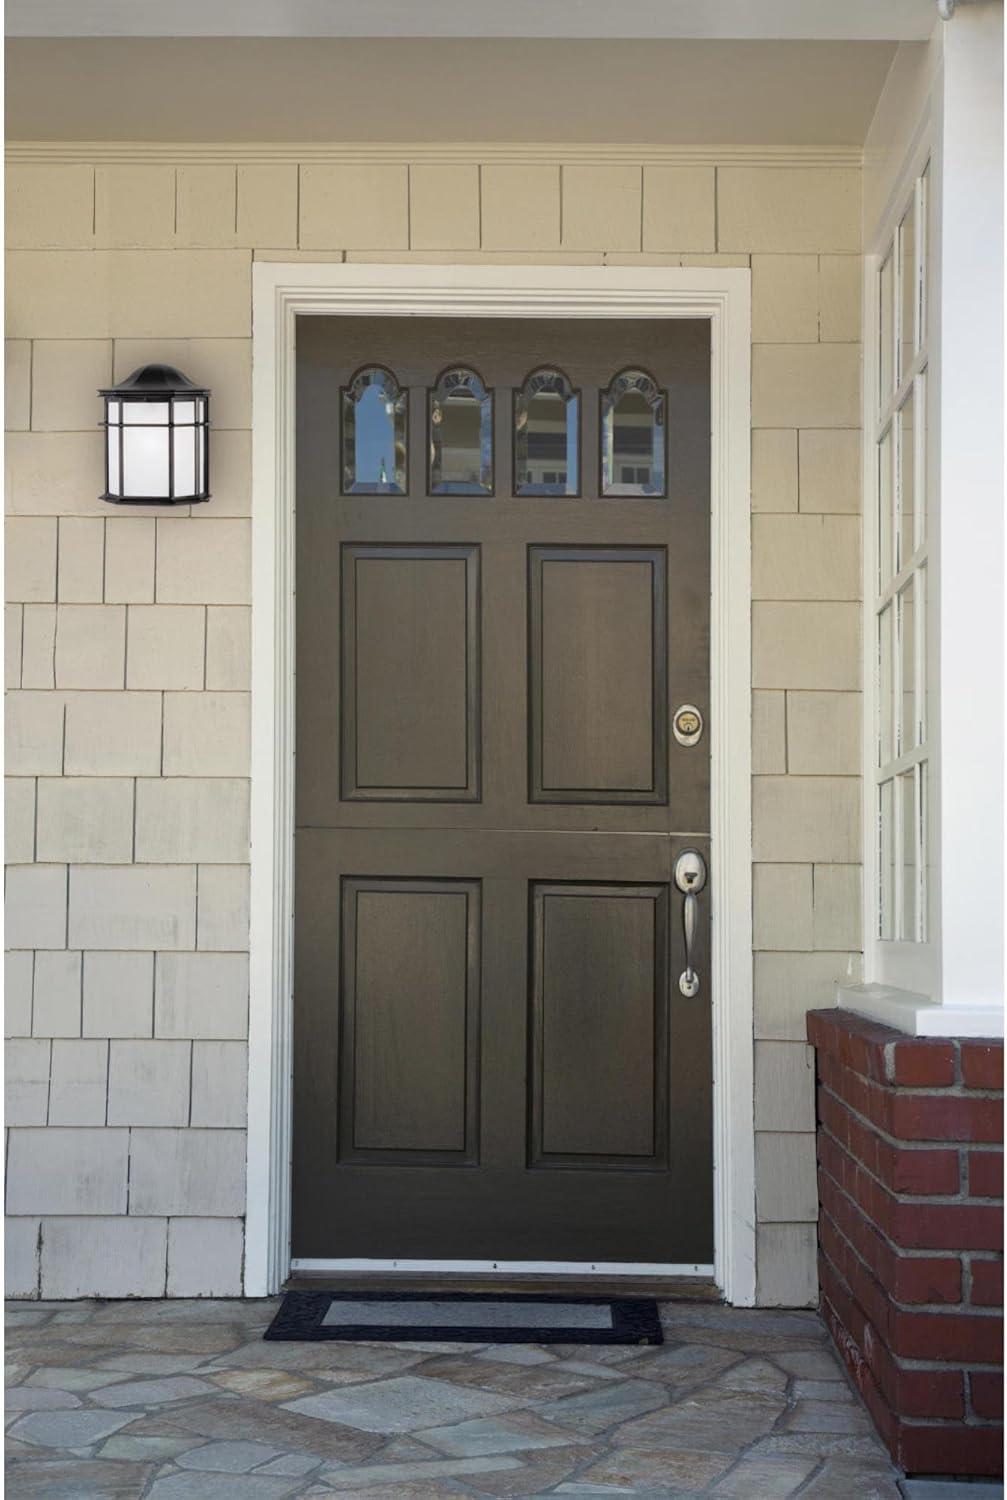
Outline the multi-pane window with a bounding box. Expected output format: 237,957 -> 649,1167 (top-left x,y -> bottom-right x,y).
874,164 -> 930,946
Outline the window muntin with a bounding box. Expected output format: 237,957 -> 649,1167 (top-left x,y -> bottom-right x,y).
873,166 -> 931,947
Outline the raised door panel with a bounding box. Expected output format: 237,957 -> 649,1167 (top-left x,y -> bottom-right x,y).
530,882 -> 669,1168
529,546 -> 667,804
341,544 -> 480,801
340,877 -> 480,1164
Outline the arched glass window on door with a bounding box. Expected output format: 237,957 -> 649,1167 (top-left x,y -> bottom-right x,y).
429,367 -> 493,495
600,368 -> 667,497
341,366 -> 407,495
514,367 -> 580,496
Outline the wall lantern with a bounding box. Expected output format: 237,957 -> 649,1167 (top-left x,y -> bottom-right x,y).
100,364 -> 210,505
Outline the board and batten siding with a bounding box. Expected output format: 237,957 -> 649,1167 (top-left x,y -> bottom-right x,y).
5,152 -> 862,1301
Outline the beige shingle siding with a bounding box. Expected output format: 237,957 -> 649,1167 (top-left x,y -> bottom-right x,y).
5,150 -> 862,1302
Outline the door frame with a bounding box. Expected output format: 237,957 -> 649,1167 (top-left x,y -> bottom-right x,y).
246,262 -> 755,1304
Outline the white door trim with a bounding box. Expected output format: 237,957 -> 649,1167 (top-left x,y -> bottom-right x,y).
247,262 -> 755,1305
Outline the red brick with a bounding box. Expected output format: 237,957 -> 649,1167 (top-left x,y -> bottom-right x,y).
893,1255 -> 963,1305
890,1306 -> 1003,1363
970,1370 -> 1004,1421
896,1366 -> 965,1420
807,1009 -> 891,1081
889,1039 -> 956,1087
962,1041 -> 1004,1091
892,1201 -> 1004,1253
897,1420 -> 1004,1477
889,1091 -> 1003,1144
969,1149 -> 1004,1198
970,1258 -> 1004,1308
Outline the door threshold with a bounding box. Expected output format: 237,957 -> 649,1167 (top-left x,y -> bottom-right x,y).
285,1261 -> 720,1301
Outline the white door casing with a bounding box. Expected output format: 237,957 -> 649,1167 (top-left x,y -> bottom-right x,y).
247,263 -> 754,1302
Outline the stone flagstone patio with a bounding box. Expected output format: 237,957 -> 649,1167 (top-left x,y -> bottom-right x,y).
5,1297 -> 905,1498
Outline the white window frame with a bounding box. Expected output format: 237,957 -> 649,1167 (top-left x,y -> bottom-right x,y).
246,262 -> 755,1302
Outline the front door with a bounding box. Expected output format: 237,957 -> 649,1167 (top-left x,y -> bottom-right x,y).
293,315 -> 712,1266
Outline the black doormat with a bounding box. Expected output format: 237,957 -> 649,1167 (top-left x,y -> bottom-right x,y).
264,1290 -> 663,1345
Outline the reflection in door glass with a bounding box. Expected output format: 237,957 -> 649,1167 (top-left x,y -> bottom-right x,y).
429,368 -> 493,494
341,367 -> 407,494
601,369 -> 667,496
514,369 -> 579,495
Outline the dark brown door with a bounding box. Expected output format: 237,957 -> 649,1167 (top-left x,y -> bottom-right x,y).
293,316 -> 712,1264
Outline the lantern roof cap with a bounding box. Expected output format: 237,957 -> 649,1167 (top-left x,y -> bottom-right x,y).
100,363 -> 210,397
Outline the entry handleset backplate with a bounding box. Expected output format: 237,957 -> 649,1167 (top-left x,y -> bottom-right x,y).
673,849 -> 707,998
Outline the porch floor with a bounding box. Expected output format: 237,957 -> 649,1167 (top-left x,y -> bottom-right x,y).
5,1297 -> 903,1498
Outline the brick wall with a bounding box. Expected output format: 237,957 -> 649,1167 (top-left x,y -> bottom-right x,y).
6,147 -> 862,1299
807,1008 -> 1004,1476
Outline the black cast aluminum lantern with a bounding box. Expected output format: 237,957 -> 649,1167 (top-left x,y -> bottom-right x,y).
100,364 -> 210,505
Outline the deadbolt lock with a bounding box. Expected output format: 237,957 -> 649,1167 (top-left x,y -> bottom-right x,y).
673,704 -> 704,747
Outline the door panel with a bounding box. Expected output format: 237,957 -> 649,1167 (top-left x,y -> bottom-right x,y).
530,547 -> 667,803
341,545 -> 481,801
339,878 -> 480,1163
531,883 -> 669,1165
294,315 -> 712,1265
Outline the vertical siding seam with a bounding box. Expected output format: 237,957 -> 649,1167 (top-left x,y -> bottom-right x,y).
638,165 -> 644,252
44,1037 -> 53,1127
477,163 -> 483,251
713,165 -> 720,252
558,163 -> 563,246
187,1038 -> 194,1127
406,164 -> 413,251
103,1038 -> 110,1127
27,338 -> 34,431
233,164 -> 239,237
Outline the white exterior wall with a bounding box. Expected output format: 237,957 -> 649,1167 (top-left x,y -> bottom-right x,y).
5,146 -> 862,1302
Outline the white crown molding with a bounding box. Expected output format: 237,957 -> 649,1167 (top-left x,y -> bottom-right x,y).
6,140 -> 864,170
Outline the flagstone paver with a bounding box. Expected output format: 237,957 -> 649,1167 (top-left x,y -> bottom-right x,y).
5,1297 -> 902,1497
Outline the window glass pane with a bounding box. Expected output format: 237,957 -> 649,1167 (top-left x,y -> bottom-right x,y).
897,387 -> 915,571
514,368 -> 579,495
898,577 -> 916,755
899,770 -> 917,941
878,603 -> 894,767
429,368 -> 493,495
920,162 -> 930,351
878,428 -> 894,587
341,367 -> 407,495
600,369 -> 667,496
919,759 -> 929,942
879,779 -> 895,940
879,250 -> 894,411
899,199 -> 917,381
917,563 -> 927,746
915,368 -> 927,549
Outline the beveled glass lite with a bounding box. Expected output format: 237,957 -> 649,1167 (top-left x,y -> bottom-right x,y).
100,364 -> 210,505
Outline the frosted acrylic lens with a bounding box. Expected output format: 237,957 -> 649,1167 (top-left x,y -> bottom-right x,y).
123,402 -> 168,424
173,426 -> 197,498
173,400 -> 197,425
122,427 -> 169,497
107,426 -> 120,493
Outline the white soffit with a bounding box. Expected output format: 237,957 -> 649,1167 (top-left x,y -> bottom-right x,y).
5,0 -> 938,43
6,38 -> 900,147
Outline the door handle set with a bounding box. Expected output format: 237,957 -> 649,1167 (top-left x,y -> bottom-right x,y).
673,849 -> 707,997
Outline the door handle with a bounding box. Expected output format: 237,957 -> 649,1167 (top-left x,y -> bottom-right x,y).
673,849 -> 707,998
